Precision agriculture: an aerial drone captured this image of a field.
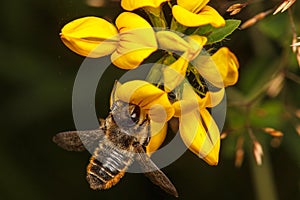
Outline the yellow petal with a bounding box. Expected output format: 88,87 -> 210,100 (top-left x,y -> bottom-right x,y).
202,88 -> 225,108
211,47 -> 239,87
193,54 -> 224,88
177,0 -> 209,14
121,0 -> 169,11
202,135 -> 220,165
112,49 -> 157,69
179,109 -> 220,165
156,31 -> 190,52
172,5 -> 225,27
60,16 -> 119,58
163,53 -> 189,92
172,82 -> 201,116
156,32 -> 207,61
185,35 -> 207,46
199,109 -> 220,165
184,35 -> 207,60
146,121 -> 167,155
179,111 -> 206,156
162,35 -> 207,92
116,80 -> 174,122
116,12 -> 154,31
173,85 -> 224,116
111,12 -> 157,69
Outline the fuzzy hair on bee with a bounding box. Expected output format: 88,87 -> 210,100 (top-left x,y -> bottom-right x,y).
53,100 -> 178,197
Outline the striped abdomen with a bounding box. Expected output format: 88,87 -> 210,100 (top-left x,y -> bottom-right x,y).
86,140 -> 134,190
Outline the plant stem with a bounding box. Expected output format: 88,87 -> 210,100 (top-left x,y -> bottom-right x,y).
143,7 -> 167,28
249,141 -> 278,200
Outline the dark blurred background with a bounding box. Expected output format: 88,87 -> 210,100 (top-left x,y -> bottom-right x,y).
1,0 -> 299,199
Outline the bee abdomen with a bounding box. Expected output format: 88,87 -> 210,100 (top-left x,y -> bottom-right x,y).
86,142 -> 134,190
86,157 -> 125,190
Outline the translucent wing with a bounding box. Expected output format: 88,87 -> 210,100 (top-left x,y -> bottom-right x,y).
135,145 -> 178,197
53,129 -> 105,152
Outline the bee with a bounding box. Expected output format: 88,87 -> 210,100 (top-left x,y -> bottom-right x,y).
53,100 -> 178,197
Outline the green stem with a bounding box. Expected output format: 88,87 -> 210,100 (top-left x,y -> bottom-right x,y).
284,70 -> 300,84
249,142 -> 278,200
146,54 -> 175,85
170,18 -> 187,33
187,65 -> 206,96
146,57 -> 165,84
143,7 -> 167,28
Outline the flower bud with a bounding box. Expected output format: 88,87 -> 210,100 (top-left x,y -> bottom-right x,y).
60,16 -> 119,58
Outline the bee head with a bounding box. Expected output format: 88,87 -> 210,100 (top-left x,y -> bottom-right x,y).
111,100 -> 149,130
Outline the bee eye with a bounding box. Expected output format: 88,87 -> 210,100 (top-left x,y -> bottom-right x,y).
130,106 -> 140,124
111,102 -> 143,128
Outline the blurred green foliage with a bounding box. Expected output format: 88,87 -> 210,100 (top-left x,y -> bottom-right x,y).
1,0 -> 299,200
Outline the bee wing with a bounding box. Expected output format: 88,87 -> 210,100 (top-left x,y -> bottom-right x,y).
135,145 -> 178,197
53,129 -> 105,152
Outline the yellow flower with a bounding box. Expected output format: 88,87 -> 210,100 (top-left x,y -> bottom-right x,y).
157,32 -> 207,92
163,54 -> 189,92
172,82 -> 225,165
112,80 -> 174,154
193,47 -> 239,88
60,12 -> 157,69
110,80 -> 224,164
60,16 -> 119,58
172,0 -> 225,27
121,0 -> 169,11
211,47 -> 239,87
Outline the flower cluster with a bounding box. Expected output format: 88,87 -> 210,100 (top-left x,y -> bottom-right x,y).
60,0 -> 240,165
